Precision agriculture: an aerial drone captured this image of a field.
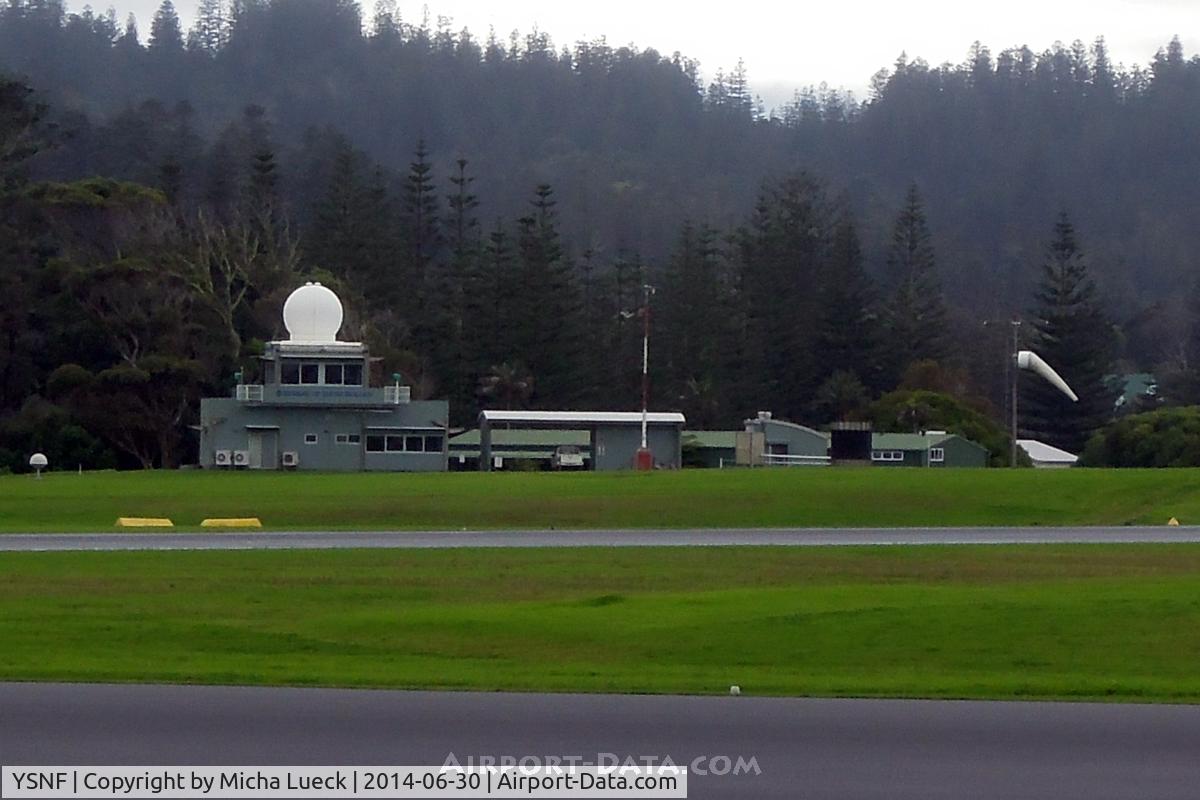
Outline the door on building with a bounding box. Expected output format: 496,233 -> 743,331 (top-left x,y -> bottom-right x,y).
247,430 -> 279,469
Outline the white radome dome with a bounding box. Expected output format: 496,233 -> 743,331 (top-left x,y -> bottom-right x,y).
29,453 -> 48,468
283,282 -> 343,343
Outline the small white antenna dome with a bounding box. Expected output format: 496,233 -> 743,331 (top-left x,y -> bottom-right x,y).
283,282 -> 343,343
29,452 -> 47,479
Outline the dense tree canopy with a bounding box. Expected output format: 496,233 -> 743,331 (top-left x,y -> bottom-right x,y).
1082,407 -> 1200,468
2,1 -> 1198,468
1,2 -> 1198,322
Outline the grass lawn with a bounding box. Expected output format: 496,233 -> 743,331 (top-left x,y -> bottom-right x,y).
1,468 -> 1199,531
2,545 -> 1200,701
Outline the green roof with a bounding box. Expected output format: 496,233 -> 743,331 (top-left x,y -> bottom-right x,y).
872,432 -> 951,451
1115,372 -> 1157,407
682,430 -> 738,449
449,429 -> 591,447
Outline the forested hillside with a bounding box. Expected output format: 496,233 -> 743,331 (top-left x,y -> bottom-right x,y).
2,0 -> 1199,469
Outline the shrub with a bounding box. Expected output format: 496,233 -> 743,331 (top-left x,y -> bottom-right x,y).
1082,406 -> 1200,467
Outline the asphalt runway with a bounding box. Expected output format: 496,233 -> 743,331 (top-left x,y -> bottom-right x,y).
3,526 -> 1200,551
2,683 -> 1199,799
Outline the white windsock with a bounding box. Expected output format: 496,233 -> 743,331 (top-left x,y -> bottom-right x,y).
1017,351 -> 1079,402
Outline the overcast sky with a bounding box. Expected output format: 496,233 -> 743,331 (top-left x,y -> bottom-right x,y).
115,0 -> 1197,108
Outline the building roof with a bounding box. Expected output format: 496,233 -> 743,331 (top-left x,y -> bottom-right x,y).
451,429 -> 591,447
872,432 -> 950,450
682,431 -> 739,449
1017,439 -> 1078,464
753,418 -> 830,441
479,410 -> 686,425
1114,372 -> 1157,409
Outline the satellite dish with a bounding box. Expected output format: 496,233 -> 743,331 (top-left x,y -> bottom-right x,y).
29,453 -> 48,479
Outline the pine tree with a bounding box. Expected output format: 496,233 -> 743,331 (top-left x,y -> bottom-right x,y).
188,0 -> 227,55
466,222 -> 518,372
816,215 -> 884,394
1020,212 -> 1117,454
306,141 -> 392,297
246,149 -> 276,219
658,222 -> 729,426
573,247 -> 607,407
148,0 -> 184,53
371,0 -> 401,41
511,185 -> 585,407
447,159 -> 479,258
117,14 -> 140,51
734,173 -> 830,420
402,141 -> 440,318
884,184 -> 948,374
422,158 -> 480,422
727,59 -> 754,119
155,101 -> 201,212
240,106 -> 277,226
1090,37 -> 1117,101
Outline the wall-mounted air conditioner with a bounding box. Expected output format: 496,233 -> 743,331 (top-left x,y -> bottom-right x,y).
281,451 -> 299,468
214,450 -> 232,467
232,450 -> 250,467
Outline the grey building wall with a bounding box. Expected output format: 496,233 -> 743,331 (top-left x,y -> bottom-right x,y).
871,449 -> 925,467
746,418 -> 829,458
593,425 -> 683,470
200,398 -> 449,472
938,436 -> 989,468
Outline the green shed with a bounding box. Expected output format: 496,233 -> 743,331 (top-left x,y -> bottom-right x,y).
870,432 -> 988,468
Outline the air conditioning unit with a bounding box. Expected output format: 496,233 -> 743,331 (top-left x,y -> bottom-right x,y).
232,450 -> 250,467
214,450 -> 232,467
281,451 -> 299,468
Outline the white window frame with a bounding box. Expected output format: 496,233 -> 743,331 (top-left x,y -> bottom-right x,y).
930,448 -> 945,463
303,433 -> 318,445
872,450 -> 904,462
335,433 -> 362,445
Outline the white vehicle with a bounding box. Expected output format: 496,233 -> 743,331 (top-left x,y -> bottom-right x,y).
553,445 -> 585,470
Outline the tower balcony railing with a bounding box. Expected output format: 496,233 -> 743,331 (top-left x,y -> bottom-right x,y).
236,384 -> 264,402
232,383 -> 412,406
384,385 -> 412,405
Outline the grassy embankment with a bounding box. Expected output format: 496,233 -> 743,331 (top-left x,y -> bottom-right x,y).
2,545 -> 1200,701
1,468 -> 1199,531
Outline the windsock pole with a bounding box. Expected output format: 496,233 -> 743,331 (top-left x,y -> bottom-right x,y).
1011,320 -> 1021,468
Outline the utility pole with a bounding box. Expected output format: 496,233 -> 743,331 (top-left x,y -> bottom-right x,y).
636,284 -> 655,470
1010,319 -> 1021,467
